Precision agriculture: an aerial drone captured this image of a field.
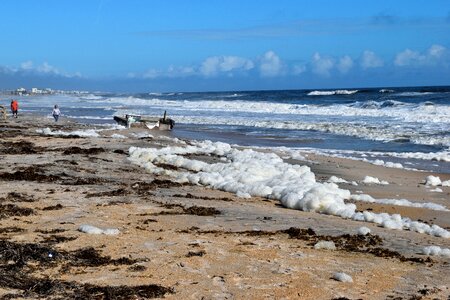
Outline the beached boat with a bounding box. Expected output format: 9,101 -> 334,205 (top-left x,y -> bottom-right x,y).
113,111 -> 175,130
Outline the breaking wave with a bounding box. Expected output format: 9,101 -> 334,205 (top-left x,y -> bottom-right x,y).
307,90 -> 359,96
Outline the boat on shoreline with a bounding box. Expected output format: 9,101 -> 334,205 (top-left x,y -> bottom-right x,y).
113,111 -> 175,130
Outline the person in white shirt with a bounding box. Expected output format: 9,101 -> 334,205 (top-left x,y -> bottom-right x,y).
52,104 -> 61,122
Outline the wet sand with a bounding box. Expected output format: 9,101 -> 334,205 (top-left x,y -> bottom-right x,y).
1,114 -> 449,299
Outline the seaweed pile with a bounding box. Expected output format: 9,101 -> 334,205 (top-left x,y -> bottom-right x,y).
0,240 -> 173,299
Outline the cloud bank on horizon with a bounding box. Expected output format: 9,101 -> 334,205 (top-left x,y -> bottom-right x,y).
0,0 -> 449,92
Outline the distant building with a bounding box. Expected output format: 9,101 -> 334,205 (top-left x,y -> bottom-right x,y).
13,87 -> 27,96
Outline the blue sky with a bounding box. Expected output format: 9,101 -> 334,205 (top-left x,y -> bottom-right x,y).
0,0 -> 449,92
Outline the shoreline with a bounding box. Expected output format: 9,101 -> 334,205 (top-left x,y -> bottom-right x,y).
4,92 -> 450,175
1,113 -> 449,299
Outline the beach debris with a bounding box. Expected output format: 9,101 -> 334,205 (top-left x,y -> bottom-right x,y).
42,204 -> 64,211
0,192 -> 36,203
113,149 -> 127,154
0,166 -> 60,183
429,188 -> 443,193
131,179 -> 190,194
41,235 -> 78,245
62,146 -> 105,155
0,141 -> 43,154
36,228 -> 67,234
86,188 -> 129,198
0,204 -> 34,220
78,224 -> 120,235
172,193 -> 233,202
357,226 -> 371,235
180,227 -> 432,263
114,112 -> 174,130
186,250 -> 206,257
314,241 -> 336,250
0,226 -> 25,234
422,246 -> 450,257
128,264 -> 147,272
332,272 -> 353,283
0,240 -> 172,298
153,202 -> 221,216
362,175 -> 389,185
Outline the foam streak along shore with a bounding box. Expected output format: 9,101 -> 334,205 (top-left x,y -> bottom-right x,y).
129,140 -> 450,238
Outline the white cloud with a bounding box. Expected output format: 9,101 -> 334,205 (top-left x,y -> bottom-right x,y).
0,61 -> 81,78
394,49 -> 420,66
360,50 -> 384,69
143,65 -> 197,79
200,55 -> 254,77
428,44 -> 446,58
143,68 -> 160,79
311,52 -> 334,76
167,65 -> 196,77
200,57 -> 221,77
394,44 -> 448,67
337,55 -> 354,74
292,64 -> 307,75
20,61 -> 34,70
37,62 -> 61,74
259,51 -> 283,77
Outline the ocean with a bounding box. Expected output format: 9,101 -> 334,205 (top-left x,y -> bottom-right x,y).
11,85 -> 450,173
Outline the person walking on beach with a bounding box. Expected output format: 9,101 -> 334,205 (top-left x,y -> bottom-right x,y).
10,99 -> 18,118
52,104 -> 61,122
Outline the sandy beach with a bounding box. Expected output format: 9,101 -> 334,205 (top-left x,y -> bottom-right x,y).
1,114 -> 449,299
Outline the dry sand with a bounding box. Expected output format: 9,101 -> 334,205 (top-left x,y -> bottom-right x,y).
0,114 -> 449,299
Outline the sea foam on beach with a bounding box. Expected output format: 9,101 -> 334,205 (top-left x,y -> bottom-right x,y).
357,226 -> 371,235
422,246 -> 450,257
362,176 -> 389,185
129,140 -> 450,238
332,272 -> 353,283
79,224 -> 120,235
37,127 -> 100,137
350,194 -> 448,211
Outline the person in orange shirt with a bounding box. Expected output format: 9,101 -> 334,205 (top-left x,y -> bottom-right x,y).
10,100 -> 18,118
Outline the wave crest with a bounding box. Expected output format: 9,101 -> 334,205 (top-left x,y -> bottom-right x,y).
307,90 -> 358,96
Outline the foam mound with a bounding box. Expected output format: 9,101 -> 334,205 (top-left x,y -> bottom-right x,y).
314,241 -> 336,250
79,224 -> 120,235
128,140 -> 450,238
422,246 -> 450,257
332,272 -> 353,283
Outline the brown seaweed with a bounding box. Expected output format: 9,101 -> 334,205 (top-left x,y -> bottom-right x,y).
86,188 -> 130,198
42,204 -> 64,211
62,147 -> 106,155
0,141 -> 42,154
0,204 -> 34,220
